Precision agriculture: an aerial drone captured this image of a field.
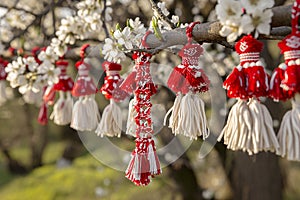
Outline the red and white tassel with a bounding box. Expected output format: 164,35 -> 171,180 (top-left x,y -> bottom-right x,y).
49,60 -> 74,125
125,52 -> 161,186
71,60 -> 100,131
165,22 -> 210,140
96,61 -> 128,137
276,0 -> 300,160
125,137 -> 161,186
219,35 -> 279,155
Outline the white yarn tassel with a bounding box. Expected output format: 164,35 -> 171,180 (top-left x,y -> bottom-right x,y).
0,81 -> 7,104
95,99 -> 122,137
50,92 -> 73,125
218,99 -> 245,151
71,95 -> 100,131
126,98 -> 137,137
277,93 -> 300,161
247,99 -> 280,154
219,99 -> 280,155
165,93 -> 209,140
148,142 -> 160,175
164,93 -> 183,135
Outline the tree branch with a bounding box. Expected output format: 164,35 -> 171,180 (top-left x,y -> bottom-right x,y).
2,4 -> 294,59
145,4 -> 293,50
0,3 -> 36,16
3,0 -> 64,49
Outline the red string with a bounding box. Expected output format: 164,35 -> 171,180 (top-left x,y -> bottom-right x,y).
291,0 -> 300,34
186,21 -> 200,43
80,44 -> 90,59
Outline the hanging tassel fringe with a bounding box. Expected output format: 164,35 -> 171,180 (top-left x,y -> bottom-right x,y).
126,98 -> 137,137
164,93 -> 182,135
71,95 -> 100,131
277,94 -> 300,161
38,102 -> 48,125
125,138 -> 161,186
164,93 -> 209,140
50,92 -> 73,125
218,99 -> 279,155
96,99 -> 122,137
269,63 -> 291,101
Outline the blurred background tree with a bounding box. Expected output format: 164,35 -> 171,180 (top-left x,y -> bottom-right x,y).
0,0 -> 298,200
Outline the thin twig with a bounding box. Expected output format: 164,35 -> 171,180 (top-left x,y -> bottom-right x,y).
0,0 -> 20,20
0,4 -> 36,17
149,0 -> 176,29
51,0 -> 56,35
3,0 -> 64,49
101,0 -> 110,38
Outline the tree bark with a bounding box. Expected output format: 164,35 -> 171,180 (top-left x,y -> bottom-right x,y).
0,142 -> 28,174
23,104 -> 48,169
230,152 -> 283,200
160,127 -> 204,200
155,87 -> 204,200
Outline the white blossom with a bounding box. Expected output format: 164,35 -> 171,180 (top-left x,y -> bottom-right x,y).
56,16 -> 84,45
171,15 -> 179,25
128,17 -> 146,46
6,10 -> 34,30
50,38 -> 68,57
6,57 -> 27,89
77,0 -> 103,17
157,2 -> 170,16
241,0 -> 274,14
38,47 -> 59,63
39,61 -> 60,85
216,0 -> 243,24
113,27 -> 133,49
240,9 -> 273,38
102,38 -> 126,63
84,13 -> 103,31
24,56 -> 38,72
219,20 -> 241,42
105,7 -> 113,21
129,17 -> 146,34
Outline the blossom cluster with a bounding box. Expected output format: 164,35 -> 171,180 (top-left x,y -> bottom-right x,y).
51,0 -> 112,57
216,0 -> 274,42
102,17 -> 147,63
102,2 -> 183,63
5,47 -> 60,96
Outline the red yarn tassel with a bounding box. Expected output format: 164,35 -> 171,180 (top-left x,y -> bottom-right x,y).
186,67 -> 210,93
281,64 -> 300,93
119,70 -> 137,94
223,66 -> 248,99
167,66 -> 189,94
245,64 -> 269,98
38,102 -> 48,125
269,64 -> 291,101
43,86 -> 56,105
